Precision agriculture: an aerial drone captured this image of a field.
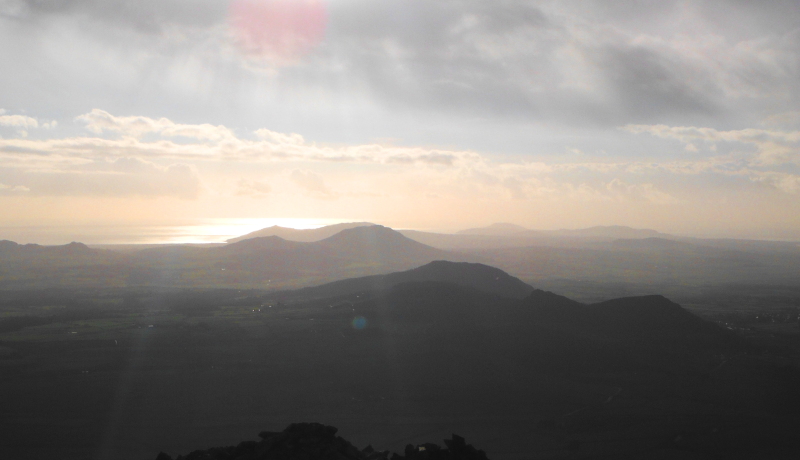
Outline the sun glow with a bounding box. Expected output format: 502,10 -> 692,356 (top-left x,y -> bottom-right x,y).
182,218 -> 351,241
0,218 -> 358,245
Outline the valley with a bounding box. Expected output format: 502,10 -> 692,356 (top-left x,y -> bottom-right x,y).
2,225 -> 800,459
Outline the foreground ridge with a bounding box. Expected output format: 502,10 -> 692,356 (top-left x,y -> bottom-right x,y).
155,422 -> 490,460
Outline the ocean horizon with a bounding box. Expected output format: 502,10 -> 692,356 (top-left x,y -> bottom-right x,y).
0,218 -> 353,246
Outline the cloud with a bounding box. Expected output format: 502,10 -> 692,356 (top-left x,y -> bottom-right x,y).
762,111 -> 800,129
0,113 -> 39,130
1,110 -> 484,167
606,178 -> 680,204
748,171 -> 800,194
2,157 -> 201,198
289,169 -> 336,199
4,0 -> 799,138
0,0 -> 28,18
255,128 -> 305,145
624,123 -> 800,164
3,109 -> 800,207
235,178 -> 272,198
0,182 -> 30,193
280,0 -> 799,126
3,0 -> 226,33
77,109 -> 235,141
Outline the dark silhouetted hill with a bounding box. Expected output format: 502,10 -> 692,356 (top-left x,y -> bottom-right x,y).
288,260 -> 533,301
155,422 -> 489,460
515,289 -> 741,350
589,295 -> 713,335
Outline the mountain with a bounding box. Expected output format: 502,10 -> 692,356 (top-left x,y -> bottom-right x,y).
216,225 -> 448,270
399,226 -> 673,251
517,289 -> 738,348
314,225 -> 448,263
0,227 -> 455,290
588,295 -> 718,337
154,423 -> 488,460
0,240 -> 128,289
457,223 -> 530,236
532,225 -> 664,239
5,270 -> 792,460
128,225 -> 454,289
273,267 -> 735,350
226,222 -> 375,243
286,260 -> 534,301
0,240 -> 95,256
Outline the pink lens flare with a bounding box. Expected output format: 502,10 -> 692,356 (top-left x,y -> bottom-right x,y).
229,0 -> 328,64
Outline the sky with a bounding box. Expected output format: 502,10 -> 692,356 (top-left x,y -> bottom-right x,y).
1,0 -> 800,243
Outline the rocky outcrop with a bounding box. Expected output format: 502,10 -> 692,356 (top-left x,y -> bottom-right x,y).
154,422 -> 489,460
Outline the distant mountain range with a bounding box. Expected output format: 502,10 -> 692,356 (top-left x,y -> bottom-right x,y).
421,224 -> 668,248
2,222 -> 800,293
227,222 -> 375,243
224,222 -> 669,247
457,222 -> 530,236
0,226 -> 456,289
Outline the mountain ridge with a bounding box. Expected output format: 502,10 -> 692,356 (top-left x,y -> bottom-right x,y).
227,222 -> 375,243
282,260 -> 534,301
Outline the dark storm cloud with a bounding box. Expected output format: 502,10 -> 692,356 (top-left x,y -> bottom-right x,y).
596,43 -> 722,120
290,0 -> 800,126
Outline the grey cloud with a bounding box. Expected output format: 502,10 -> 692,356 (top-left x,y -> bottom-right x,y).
595,43 -> 721,121
315,0 -> 557,119
3,0 -> 799,137
299,0 -> 799,127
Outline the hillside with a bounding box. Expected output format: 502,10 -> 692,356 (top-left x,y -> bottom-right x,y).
154,423 -> 489,460
285,260 -> 534,301
0,240 -> 129,288
1,266 -> 797,460
128,225 -> 454,289
227,222 -> 375,243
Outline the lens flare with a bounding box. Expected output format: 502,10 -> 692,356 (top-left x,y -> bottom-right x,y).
229,0 -> 328,64
351,316 -> 367,330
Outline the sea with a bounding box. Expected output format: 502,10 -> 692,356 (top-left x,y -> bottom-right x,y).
0,218 -> 352,246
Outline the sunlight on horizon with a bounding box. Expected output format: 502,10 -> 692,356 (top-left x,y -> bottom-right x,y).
0,218 -> 358,245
